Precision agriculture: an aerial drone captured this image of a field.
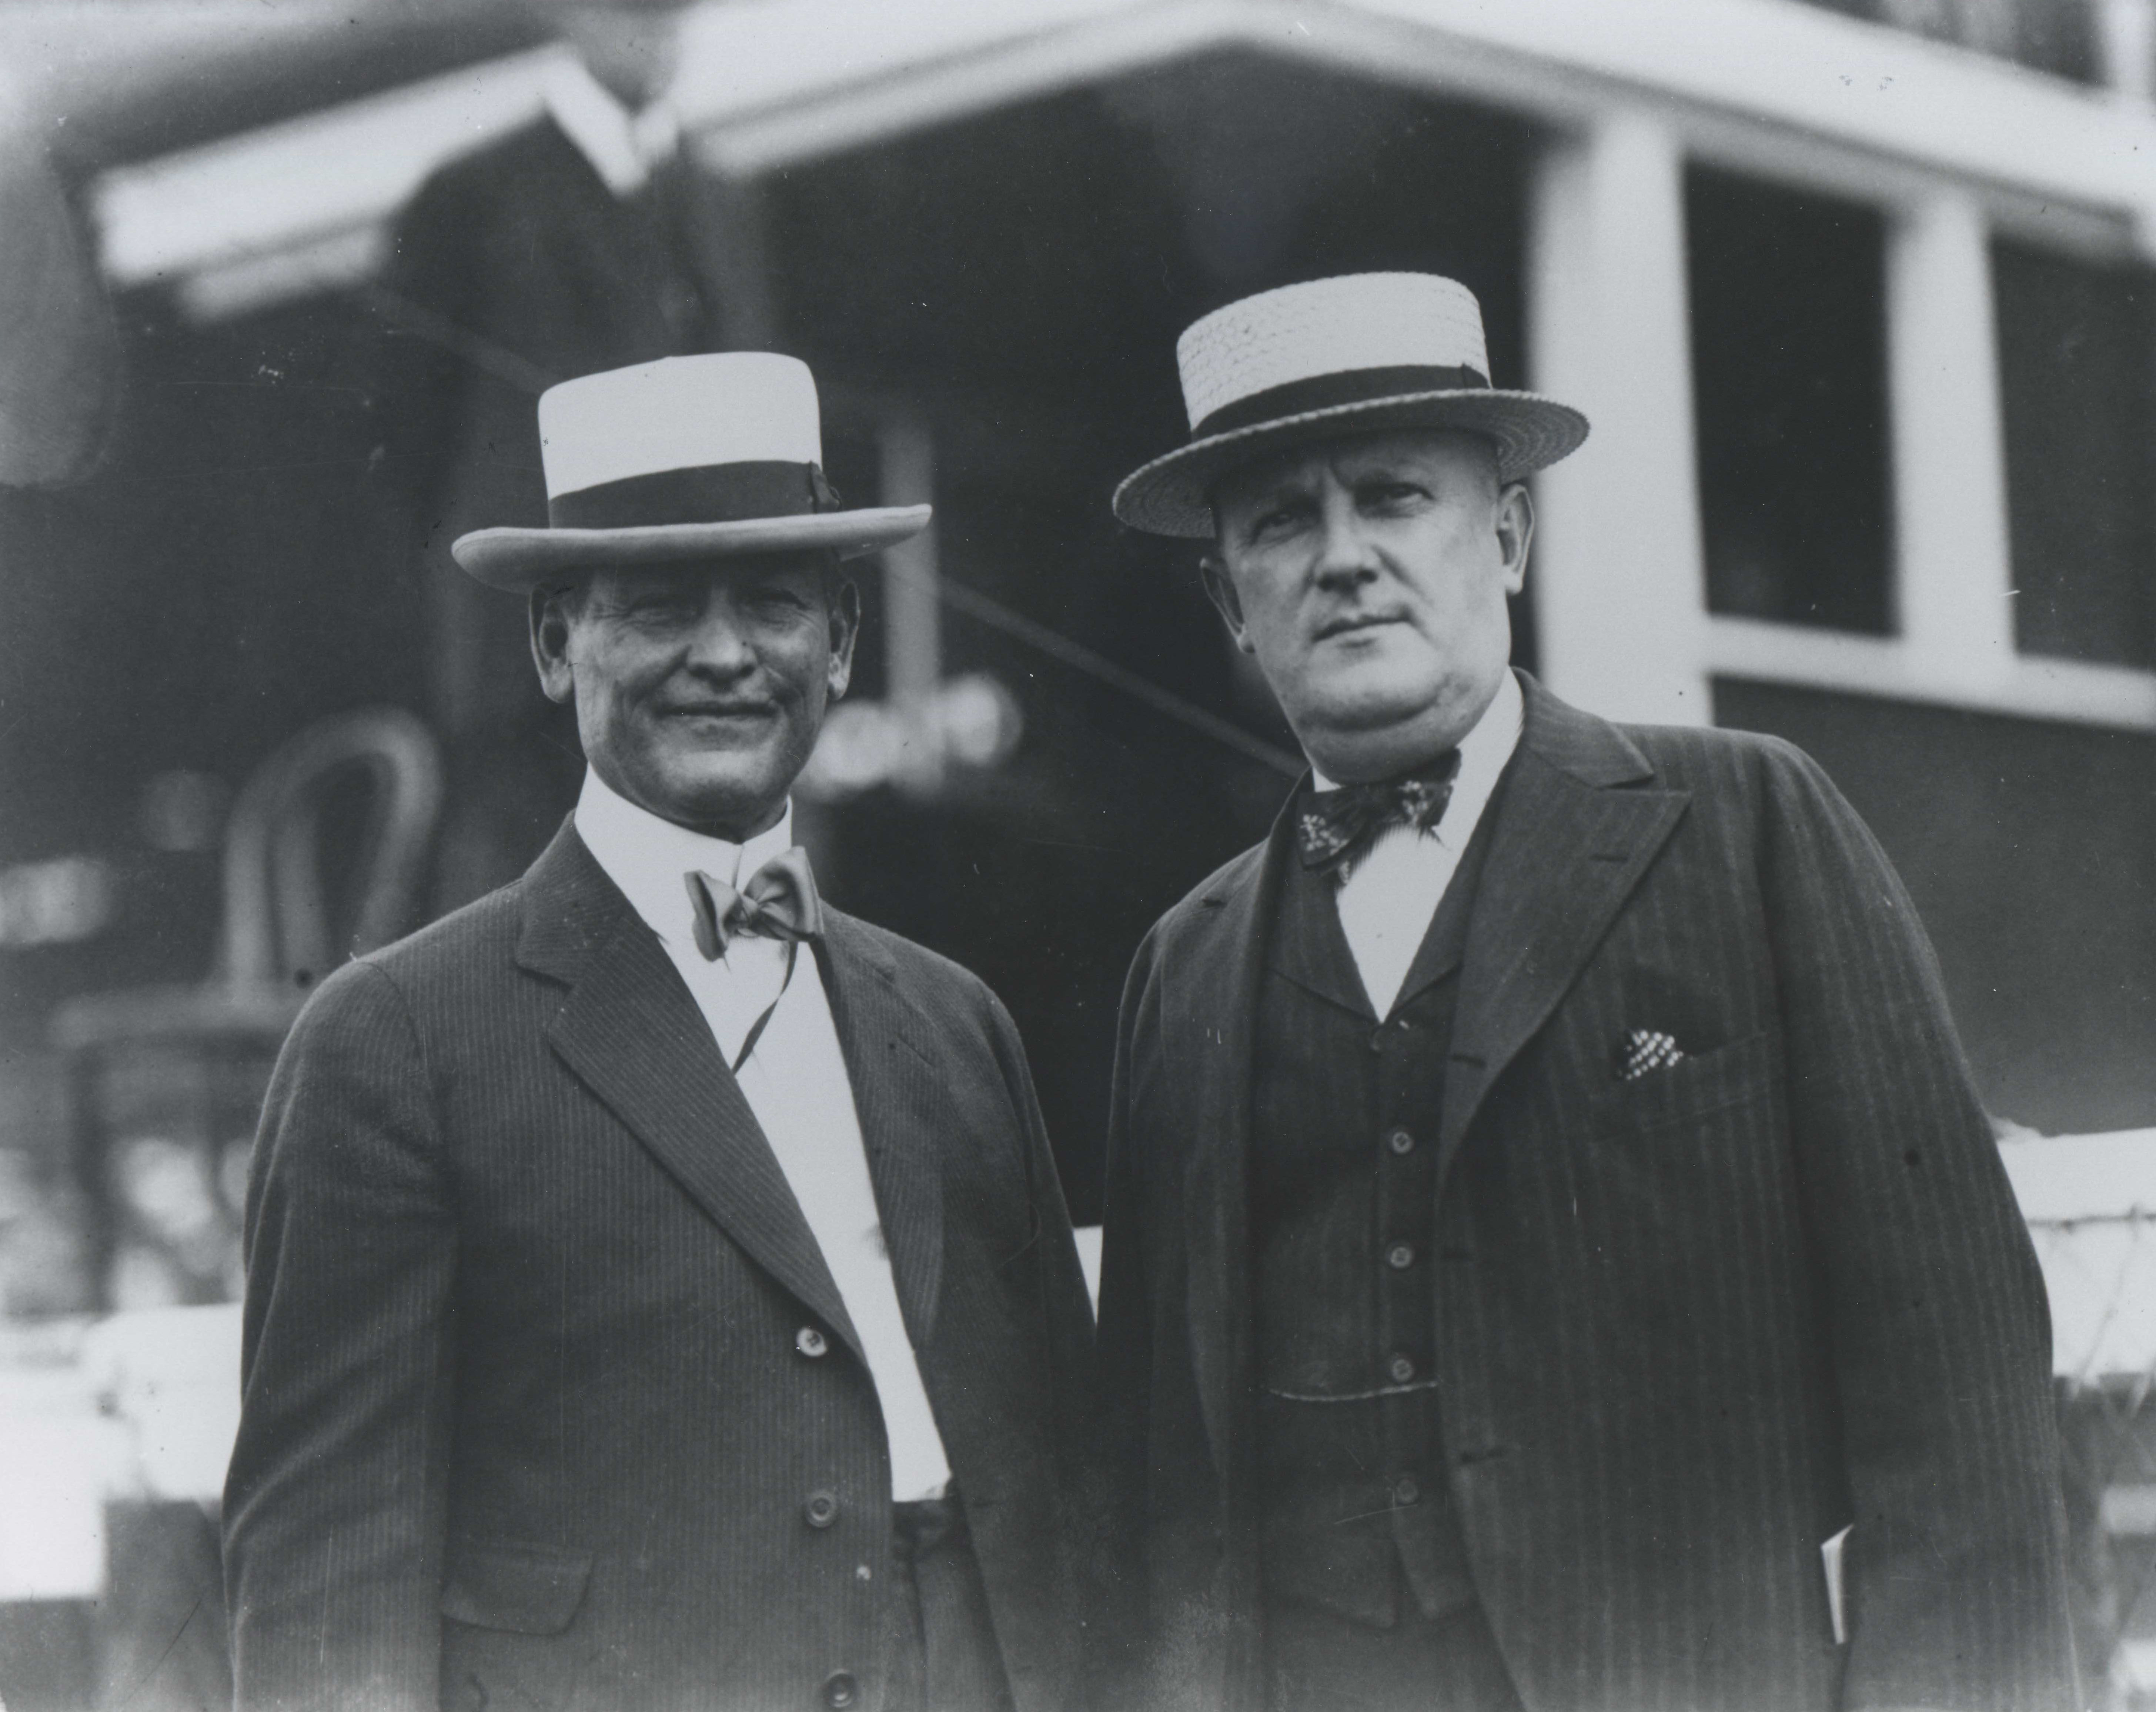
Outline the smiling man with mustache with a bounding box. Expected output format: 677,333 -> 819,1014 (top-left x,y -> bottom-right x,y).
1092,274 -> 2076,1712
223,354 -> 1097,1712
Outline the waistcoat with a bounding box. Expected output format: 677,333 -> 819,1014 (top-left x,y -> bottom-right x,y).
1250,811 -> 1494,1630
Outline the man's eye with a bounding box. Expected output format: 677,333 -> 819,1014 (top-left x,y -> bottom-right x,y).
1361,483 -> 1426,509
1250,508 -> 1303,538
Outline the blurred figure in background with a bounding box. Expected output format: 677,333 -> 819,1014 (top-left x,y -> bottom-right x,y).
379,0 -> 762,913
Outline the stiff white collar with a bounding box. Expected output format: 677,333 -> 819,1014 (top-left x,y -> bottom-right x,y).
574,767 -> 795,951
542,55 -> 681,199
1310,667 -> 1524,848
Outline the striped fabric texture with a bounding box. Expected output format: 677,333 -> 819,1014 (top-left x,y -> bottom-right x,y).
1093,673 -> 2078,1712
224,825 -> 1098,1712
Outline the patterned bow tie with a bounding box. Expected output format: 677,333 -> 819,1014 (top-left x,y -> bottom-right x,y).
683,849 -> 824,1073
683,847 -> 824,962
1297,751 -> 1463,878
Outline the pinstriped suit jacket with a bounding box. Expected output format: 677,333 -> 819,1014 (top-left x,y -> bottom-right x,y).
1094,674 -> 2078,1712
224,821 -> 1097,1712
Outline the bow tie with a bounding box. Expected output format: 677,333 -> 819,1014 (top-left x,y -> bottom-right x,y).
682,848 -> 824,1073
1297,751 -> 1463,878
683,847 -> 824,962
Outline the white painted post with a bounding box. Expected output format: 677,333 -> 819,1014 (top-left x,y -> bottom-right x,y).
2097,0 -> 2156,104
1525,109 -> 1710,726
1886,189 -> 2015,693
878,417 -> 943,792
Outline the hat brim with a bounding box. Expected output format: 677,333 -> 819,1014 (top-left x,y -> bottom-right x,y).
451,505 -> 933,592
1112,391 -> 1589,539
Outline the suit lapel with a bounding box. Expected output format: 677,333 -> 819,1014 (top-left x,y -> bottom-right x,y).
519,825 -> 863,1360
1438,679 -> 1692,1196
1169,814 -> 1294,1477
816,912 -> 943,1348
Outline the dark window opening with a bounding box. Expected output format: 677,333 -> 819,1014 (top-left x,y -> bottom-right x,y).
1993,239 -> 2156,669
1687,165 -> 1895,635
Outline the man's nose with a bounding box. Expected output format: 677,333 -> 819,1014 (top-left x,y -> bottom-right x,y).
680,598 -> 757,677
1311,493 -> 1380,590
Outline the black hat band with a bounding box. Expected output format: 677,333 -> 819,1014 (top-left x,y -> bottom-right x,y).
549,460 -> 845,530
1191,362 -> 1490,441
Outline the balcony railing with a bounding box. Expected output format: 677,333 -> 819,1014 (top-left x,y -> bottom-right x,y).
1798,0 -> 2154,95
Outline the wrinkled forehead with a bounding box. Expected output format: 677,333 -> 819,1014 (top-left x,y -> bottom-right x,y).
1211,426 -> 1500,516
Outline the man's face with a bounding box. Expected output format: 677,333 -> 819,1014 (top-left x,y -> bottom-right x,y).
553,3 -> 690,107
1201,428 -> 1532,783
532,553 -> 859,840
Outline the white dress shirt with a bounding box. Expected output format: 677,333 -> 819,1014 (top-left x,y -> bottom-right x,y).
1311,669 -> 1524,1020
574,768 -> 953,1501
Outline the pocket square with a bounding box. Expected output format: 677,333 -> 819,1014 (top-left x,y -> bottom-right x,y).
1618,1029 -> 1687,1081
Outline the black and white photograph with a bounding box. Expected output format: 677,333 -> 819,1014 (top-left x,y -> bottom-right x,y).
0,2 -> 2152,1708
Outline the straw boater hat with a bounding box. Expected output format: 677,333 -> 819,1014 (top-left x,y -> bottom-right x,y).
1112,272 -> 1589,539
452,352 -> 931,591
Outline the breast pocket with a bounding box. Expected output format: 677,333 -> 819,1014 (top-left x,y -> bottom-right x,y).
1594,1029 -> 1776,1140
439,1540 -> 592,1712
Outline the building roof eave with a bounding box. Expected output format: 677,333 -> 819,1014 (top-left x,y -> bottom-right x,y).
87,0 -> 2156,315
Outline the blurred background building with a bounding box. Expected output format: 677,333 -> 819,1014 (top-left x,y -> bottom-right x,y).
0,0 -> 2152,1705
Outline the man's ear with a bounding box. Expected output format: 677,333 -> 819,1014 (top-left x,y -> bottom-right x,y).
824,571 -> 861,702
1495,482 -> 1535,598
529,585 -> 579,704
1199,554 -> 1256,655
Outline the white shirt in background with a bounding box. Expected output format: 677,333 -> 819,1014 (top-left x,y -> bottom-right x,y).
542,56 -> 681,198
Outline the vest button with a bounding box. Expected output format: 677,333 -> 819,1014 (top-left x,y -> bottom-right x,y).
1386,1242 -> 1415,1271
1388,1354 -> 1416,1384
823,1671 -> 860,1709
1392,1476 -> 1421,1506
1386,1128 -> 1415,1155
796,1326 -> 829,1358
805,1489 -> 840,1528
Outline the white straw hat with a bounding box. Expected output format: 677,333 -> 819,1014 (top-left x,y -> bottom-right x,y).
452,352 -> 930,591
1112,273 -> 1588,538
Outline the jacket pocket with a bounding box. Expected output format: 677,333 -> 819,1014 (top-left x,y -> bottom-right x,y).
1594,1029 -> 1775,1139
440,1539 -> 593,1636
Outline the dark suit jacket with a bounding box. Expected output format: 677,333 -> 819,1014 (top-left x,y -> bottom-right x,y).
1094,674 -> 2077,1712
224,822 -> 1097,1712
382,111 -> 728,503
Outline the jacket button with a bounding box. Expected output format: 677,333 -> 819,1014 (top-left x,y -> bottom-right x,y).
1388,1354 -> 1415,1384
1392,1476 -> 1421,1506
796,1326 -> 829,1358
805,1489 -> 839,1528
1385,1242 -> 1415,1270
823,1672 -> 859,1709
1386,1128 -> 1415,1155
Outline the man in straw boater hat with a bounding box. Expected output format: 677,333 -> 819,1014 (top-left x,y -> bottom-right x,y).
224,353 -> 1097,1712
1091,274 -> 2077,1712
